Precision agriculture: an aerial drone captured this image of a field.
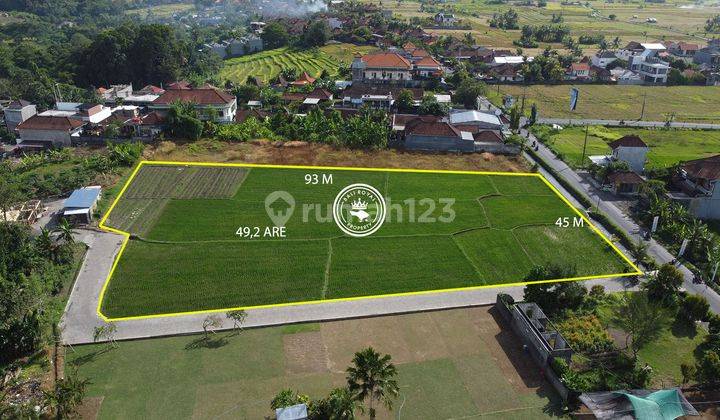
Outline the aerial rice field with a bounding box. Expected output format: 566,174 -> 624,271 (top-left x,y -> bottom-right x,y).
99,163 -> 635,319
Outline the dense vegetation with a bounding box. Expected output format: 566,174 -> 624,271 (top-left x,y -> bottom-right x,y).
517,261 -> 720,396
0,142 -> 143,366
0,221 -> 80,366
1,142 -> 144,201
0,1 -> 222,109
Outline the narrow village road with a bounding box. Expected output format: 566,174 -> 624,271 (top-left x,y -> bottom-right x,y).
520,128 -> 720,314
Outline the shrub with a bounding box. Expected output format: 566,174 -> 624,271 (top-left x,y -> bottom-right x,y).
681,362 -> 696,385
557,314 -> 615,354
696,351 -> 720,385
678,294 -> 710,324
644,264 -> 684,306
589,285 -> 605,298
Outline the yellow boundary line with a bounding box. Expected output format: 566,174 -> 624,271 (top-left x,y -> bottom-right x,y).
96,160 -> 643,322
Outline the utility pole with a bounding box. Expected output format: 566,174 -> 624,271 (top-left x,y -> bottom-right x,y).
639,92 -> 647,121
520,83 -> 527,115
580,124 -> 589,167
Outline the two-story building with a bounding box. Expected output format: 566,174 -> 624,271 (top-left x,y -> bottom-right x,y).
566,63 -> 591,80
150,87 -> 237,122
434,12 -> 458,26
204,36 -> 264,59
351,52 -> 413,84
694,40 -> 720,67
591,50 -> 618,68
669,155 -> 720,220
589,135 -> 649,173
668,41 -> 699,59
4,100 -> 37,133
638,58 -> 670,84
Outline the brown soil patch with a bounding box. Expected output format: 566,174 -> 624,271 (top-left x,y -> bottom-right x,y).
608,327 -> 630,351
470,306 -> 545,393
283,332 -> 330,376
320,312 -> 449,372
146,141 -> 529,173
75,396 -> 104,420
684,389 -> 720,420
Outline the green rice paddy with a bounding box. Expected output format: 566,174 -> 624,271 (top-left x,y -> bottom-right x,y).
100,164 -> 633,318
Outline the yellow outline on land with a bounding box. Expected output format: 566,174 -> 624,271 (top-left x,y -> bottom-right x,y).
96,160 -> 643,322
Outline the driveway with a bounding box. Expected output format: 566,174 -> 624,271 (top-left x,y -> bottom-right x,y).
521,128 -> 720,314
61,229 -> 126,345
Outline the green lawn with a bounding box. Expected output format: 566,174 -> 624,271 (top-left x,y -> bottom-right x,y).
220,44 -> 375,84
489,85 -> 720,123
595,294 -> 707,387
532,125 -> 720,169
100,164 -> 633,318
68,307 -> 560,419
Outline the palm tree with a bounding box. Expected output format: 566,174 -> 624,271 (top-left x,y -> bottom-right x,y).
54,219 -> 76,245
36,228 -> 57,261
685,219 -> 711,259
327,387 -> 362,419
346,347 -> 399,419
630,239 -> 648,266
43,374 -> 90,419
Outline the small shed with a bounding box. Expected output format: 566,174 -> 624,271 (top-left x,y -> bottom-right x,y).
275,403 -> 308,420
63,186 -> 102,224
606,171 -> 644,195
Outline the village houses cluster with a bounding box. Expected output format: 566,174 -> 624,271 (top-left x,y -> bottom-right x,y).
2,8 -> 720,221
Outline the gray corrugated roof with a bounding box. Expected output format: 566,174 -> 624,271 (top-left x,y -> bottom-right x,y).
64,186 -> 101,209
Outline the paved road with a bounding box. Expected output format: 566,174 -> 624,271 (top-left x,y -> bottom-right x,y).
61,229 -> 126,345
62,265 -> 636,345
61,223 -> 639,345
538,118 -> 720,130
521,128 -> 720,314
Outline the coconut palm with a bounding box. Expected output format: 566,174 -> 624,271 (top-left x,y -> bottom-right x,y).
36,228 -> 57,261
327,387 -> 362,419
54,219 -> 76,245
346,347 -> 399,419
630,239 -> 648,266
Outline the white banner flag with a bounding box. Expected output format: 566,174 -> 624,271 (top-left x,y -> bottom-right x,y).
678,238 -> 689,257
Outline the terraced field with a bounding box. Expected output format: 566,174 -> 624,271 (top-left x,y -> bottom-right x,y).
99,163 -> 637,319
220,44 -> 375,83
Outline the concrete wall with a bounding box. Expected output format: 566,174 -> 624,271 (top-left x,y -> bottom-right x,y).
18,129 -> 73,147
495,296 -> 571,402
614,146 -> 648,173
495,295 -> 570,401
689,183 -> 720,220
364,69 -> 412,82
405,134 -> 474,152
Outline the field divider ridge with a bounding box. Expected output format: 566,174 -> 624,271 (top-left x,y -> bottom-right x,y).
93,161 -> 643,322
321,239 -> 333,299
